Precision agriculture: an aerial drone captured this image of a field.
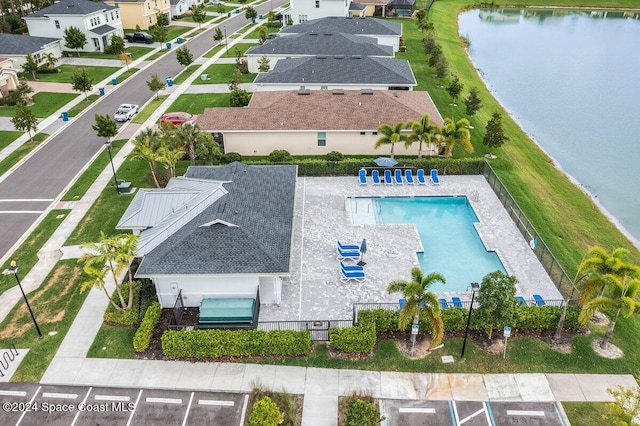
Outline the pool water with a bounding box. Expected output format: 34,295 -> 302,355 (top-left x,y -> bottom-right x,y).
350,196 -> 506,292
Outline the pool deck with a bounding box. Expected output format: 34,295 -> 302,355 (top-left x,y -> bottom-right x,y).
258,175 -> 562,321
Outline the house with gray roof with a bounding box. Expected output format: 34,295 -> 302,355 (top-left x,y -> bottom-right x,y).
24,0 -> 123,53
0,34 -> 62,70
119,162 -> 297,309
280,16 -> 402,51
245,32 -> 394,73
254,55 -> 416,91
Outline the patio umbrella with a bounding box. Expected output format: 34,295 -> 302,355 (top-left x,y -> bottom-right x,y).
374,157 -> 398,167
357,238 -> 367,266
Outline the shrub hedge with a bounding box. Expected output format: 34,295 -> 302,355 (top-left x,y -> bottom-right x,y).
343,397 -> 384,426
329,323 -> 376,354
161,329 -> 311,359
133,302 -> 161,352
103,281 -> 141,326
248,396 -> 281,426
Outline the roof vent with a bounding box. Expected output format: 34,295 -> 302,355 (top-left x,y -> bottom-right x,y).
298,89 -> 311,95
309,32 -> 318,36
361,89 -> 374,95
317,55 -> 326,59
332,89 -> 344,95
324,33 -> 333,36
351,55 -> 362,59
334,55 -> 344,59
200,219 -> 238,228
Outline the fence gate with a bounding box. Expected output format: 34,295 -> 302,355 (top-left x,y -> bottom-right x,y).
308,321 -> 330,341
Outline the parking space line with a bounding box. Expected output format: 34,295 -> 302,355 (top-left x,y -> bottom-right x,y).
71,387 -> 93,426
398,407 -> 436,414
16,385 -> 40,426
554,402 -> 567,426
506,410 -> 545,416
182,392 -> 194,426
486,402 -> 497,426
94,394 -> 131,401
239,394 -> 249,426
198,399 -> 235,406
126,389 -> 143,426
448,401 -> 457,425
146,397 -> 182,404
0,390 -> 27,397
459,407 -> 487,424
42,392 -> 78,399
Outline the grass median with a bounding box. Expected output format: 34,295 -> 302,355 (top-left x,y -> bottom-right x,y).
167,93 -> 231,114
0,131 -> 22,150
192,63 -> 256,84
0,93 -> 77,118
132,95 -> 168,124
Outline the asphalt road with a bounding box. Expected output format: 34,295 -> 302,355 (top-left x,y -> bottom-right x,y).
0,0 -> 285,260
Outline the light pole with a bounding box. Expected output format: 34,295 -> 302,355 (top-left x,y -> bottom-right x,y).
460,281 -> 480,357
105,139 -> 120,195
3,261 -> 43,338
223,26 -> 228,54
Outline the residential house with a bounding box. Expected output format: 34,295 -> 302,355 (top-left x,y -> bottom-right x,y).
253,55 -> 416,91
245,32 -> 393,73
283,0 -> 349,26
0,58 -> 20,98
196,90 -> 443,156
104,0 -> 171,30
0,34 -> 62,70
280,16 -> 402,51
118,162 -> 297,309
350,0 -> 415,17
24,0 -> 124,53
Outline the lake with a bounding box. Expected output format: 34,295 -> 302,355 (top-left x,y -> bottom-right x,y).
458,9 -> 640,245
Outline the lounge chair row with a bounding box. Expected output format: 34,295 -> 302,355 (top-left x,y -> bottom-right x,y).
438,297 -> 464,309
359,169 -> 440,186
517,294 -> 547,306
336,241 -> 366,282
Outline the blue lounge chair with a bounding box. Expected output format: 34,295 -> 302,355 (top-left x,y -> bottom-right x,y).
399,298 -> 406,309
340,261 -> 364,271
516,296 -> 527,306
371,169 -> 381,185
358,169 -> 367,185
404,169 -> 415,184
430,168 -> 440,185
384,169 -> 393,185
339,265 -> 366,283
394,169 -> 403,184
532,294 -> 546,306
337,247 -> 360,261
439,298 -> 448,309
416,169 -> 427,185
338,241 -> 359,251
451,297 -> 463,308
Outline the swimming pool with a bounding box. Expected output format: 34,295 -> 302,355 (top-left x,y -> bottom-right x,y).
349,196 -> 506,292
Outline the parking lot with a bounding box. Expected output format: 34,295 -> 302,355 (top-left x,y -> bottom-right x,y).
0,384 -> 246,426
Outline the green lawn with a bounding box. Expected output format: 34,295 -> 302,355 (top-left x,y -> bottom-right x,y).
166,93 -> 231,114
0,133 -> 48,176
204,44 -> 225,58
67,94 -> 99,118
173,64 -> 200,84
21,65 -> 120,84
244,25 -> 280,39
132,96 -> 168,124
221,42 -> 258,58
146,50 -> 169,61
0,131 -> 22,150
167,25 -> 192,41
0,92 -> 77,118
87,325 -> 136,359
205,5 -> 236,12
110,67 -> 140,85
62,46 -> 153,60
192,64 -> 256,84
177,14 -> 216,23
563,402 -> 614,425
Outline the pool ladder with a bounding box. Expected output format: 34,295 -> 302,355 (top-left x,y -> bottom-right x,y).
469,190 -> 480,202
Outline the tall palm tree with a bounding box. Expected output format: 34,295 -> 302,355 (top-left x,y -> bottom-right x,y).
156,140 -> 185,178
177,122 -> 200,166
577,246 -> 638,305
405,114 -> 441,159
387,268 -> 446,349
43,52 -> 58,69
81,264 -> 125,311
131,127 -> 161,187
441,117 -> 473,158
111,233 -> 138,310
578,272 -> 640,349
375,122 -> 408,159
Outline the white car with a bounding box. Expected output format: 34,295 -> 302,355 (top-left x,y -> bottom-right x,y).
113,104 -> 139,122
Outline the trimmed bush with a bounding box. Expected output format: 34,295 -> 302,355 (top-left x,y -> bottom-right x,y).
161,329 -> 311,359
329,323 -> 376,353
344,397 -> 383,426
133,302 -> 161,352
223,152 -> 242,163
248,396 -> 282,426
515,305 -> 580,331
103,281 -> 141,326
34,67 -> 61,74
325,151 -> 344,162
138,280 -> 159,322
268,149 -> 292,163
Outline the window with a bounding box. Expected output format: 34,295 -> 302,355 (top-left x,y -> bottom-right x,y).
54,20 -> 60,29
154,0 -> 158,6
147,2 -> 151,9
116,10 -> 119,18
321,85 -> 328,90
317,132 -> 326,146
149,16 -> 153,23
360,131 -> 366,135
372,131 -> 378,135
34,53 -> 42,64
315,0 -> 320,7
298,14 -> 307,23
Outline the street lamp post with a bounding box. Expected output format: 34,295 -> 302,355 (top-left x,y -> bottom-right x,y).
223,26 -> 228,54
105,139 -> 120,195
3,261 -> 43,338
460,282 -> 480,357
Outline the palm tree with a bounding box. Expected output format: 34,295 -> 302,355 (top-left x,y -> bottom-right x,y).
387,268 -> 446,350
177,122 -> 200,166
156,140 -> 185,178
405,114 -> 441,159
81,264 -> 125,311
578,272 -> 640,349
441,117 -> 473,158
375,122 -> 408,159
577,246 -> 638,304
111,233 -> 138,310
43,52 -> 58,69
131,128 -> 161,187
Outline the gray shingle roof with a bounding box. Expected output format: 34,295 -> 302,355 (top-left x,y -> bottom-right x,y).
90,24 -> 117,35
349,2 -> 366,10
254,56 -> 415,86
26,0 -> 117,17
245,33 -> 393,57
136,162 -> 297,276
0,34 -> 60,55
281,17 -> 401,36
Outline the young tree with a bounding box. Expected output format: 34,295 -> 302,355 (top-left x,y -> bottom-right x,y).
423,34 -> 437,55
257,55 -> 270,72
191,4 -> 206,28
71,67 -> 93,100
120,51 -> 132,71
131,127 -> 162,187
176,121 -> 200,165
475,271 -> 518,339
428,44 -> 442,68
213,27 -> 224,41
464,87 -> 482,117
434,55 -> 448,85
156,140 -> 185,178
605,376 -> 640,425
176,45 -> 194,67
195,132 -> 222,164
446,74 -> 463,105
482,112 -> 509,155
244,6 -> 257,20
43,52 -> 58,69
577,247 -> 637,304
63,26 -> 87,56
258,27 -> 268,44
216,3 -> 225,14
149,13 -> 169,47
228,69 -> 251,107
108,34 -> 125,54
22,53 -> 39,80
11,104 -> 38,143
91,114 -> 118,141
405,114 -> 441,159
442,117 -> 473,157
387,268 -> 446,350
147,73 -> 166,99
14,79 -> 33,104
375,122 -> 409,159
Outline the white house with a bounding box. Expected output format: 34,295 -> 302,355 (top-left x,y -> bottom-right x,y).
0,34 -> 63,70
24,0 -> 124,53
284,0 -> 350,25
0,58 -> 20,98
196,90 -> 443,156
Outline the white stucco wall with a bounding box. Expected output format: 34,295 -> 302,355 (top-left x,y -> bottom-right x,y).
154,276 -> 260,308
288,0 -> 349,23
6,42 -> 62,69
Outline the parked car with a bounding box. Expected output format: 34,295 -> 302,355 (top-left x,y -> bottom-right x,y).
125,32 -> 154,44
113,104 -> 139,122
208,0 -> 224,4
160,112 -> 198,125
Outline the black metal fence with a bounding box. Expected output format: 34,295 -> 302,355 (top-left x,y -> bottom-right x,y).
257,319 -> 353,341
168,290 -> 184,330
482,163 -> 577,299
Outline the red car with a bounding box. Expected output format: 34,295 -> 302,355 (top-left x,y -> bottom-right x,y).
160,112 -> 198,125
